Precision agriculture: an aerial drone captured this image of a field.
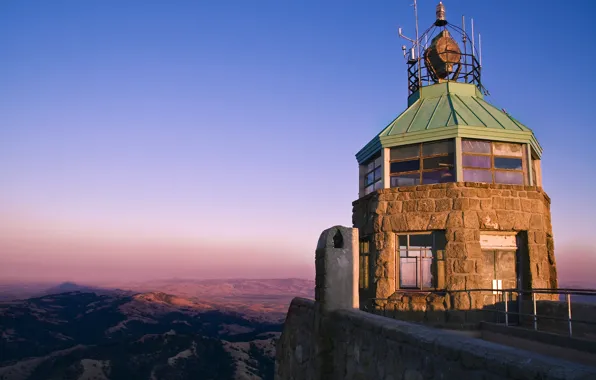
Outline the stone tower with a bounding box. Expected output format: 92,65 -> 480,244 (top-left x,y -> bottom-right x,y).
353,2 -> 557,324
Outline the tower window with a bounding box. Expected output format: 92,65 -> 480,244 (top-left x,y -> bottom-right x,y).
396,232 -> 446,290
389,140 -> 455,187
462,139 -> 526,185
363,155 -> 383,195
359,238 -> 370,289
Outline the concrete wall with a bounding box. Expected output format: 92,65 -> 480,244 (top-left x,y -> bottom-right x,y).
276,297 -> 596,380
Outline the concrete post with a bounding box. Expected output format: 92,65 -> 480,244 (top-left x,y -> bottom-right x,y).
315,226 -> 359,311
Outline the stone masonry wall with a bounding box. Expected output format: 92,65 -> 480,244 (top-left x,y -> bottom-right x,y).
352,182 -> 557,324
275,297 -> 596,380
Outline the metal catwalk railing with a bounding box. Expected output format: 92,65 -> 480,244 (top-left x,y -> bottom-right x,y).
365,288 -> 596,338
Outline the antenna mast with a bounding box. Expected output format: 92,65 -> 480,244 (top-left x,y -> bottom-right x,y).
414,0 -> 421,88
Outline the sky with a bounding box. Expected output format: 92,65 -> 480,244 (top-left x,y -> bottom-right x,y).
1,0 -> 595,284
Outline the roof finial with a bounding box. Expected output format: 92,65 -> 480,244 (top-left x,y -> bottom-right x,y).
435,2 -> 447,26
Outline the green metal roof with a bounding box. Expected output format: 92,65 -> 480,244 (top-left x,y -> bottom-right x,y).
356,82 -> 542,164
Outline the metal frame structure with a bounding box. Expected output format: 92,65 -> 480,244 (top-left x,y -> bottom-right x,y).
405,23 -> 484,96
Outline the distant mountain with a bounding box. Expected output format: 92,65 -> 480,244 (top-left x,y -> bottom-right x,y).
0,290 -> 285,380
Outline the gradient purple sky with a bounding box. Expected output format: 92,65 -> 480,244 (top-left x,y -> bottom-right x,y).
1,1 -> 595,285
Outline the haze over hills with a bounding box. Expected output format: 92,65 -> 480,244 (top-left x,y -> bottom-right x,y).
0,278 -> 314,380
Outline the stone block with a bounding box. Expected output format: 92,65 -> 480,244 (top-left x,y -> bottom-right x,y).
453,259 -> 475,274
396,192 -> 411,201
475,188 -> 492,198
406,213 -> 430,230
427,213 -> 448,229
505,198 -> 521,211
477,211 -> 499,229
403,200 -> 417,212
446,188 -> 462,198
375,277 -> 394,299
452,292 -> 471,309
453,198 -> 470,210
447,242 -> 466,258
428,189 -> 446,198
435,198 -> 453,212
532,200 -> 544,213
520,198 -> 532,212
453,229 -> 475,242
381,214 -> 407,232
375,201 -> 388,214
491,196 -> 506,209
468,198 -> 481,210
463,211 -> 479,228
417,199 -> 435,212
529,214 -> 544,230
479,198 -> 492,210
412,190 -> 430,199
465,242 -> 482,258
512,212 -> 531,231
446,212 -> 464,228
533,231 -> 546,245
386,201 -> 403,214
496,210 -> 515,230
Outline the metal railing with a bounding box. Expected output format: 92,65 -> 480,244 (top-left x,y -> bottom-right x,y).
365,288 -> 596,338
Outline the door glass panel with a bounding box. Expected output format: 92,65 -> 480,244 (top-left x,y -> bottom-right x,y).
421,258 -> 433,288
390,160 -> 420,173
422,140 -> 453,156
495,171 -> 524,185
390,145 -> 420,160
463,155 -> 491,168
422,169 -> 454,184
494,157 -> 522,170
462,139 -> 491,154
423,154 -> 454,170
390,173 -> 420,187
463,169 -> 492,183
410,234 -> 432,249
399,258 -> 417,288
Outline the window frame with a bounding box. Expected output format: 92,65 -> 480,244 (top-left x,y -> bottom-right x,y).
389,140 -> 455,188
395,231 -> 446,291
363,155 -> 383,195
359,238 -> 371,290
461,139 -> 527,185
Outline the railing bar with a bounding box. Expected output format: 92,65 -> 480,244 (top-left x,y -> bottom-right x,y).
567,293 -> 573,337
533,293 -> 538,331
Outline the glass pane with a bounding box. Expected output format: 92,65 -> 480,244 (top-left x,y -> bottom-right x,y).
463,169 -> 493,183
374,167 -> 382,181
390,173 -> 420,187
399,258 -> 417,288
462,154 -> 491,168
399,249 -> 408,258
374,156 -> 382,168
374,181 -> 383,191
410,234 -> 432,249
493,142 -> 523,157
390,160 -> 420,173
494,157 -> 522,170
422,140 -> 453,156
390,145 -> 420,160
365,172 -> 375,185
421,258 -> 433,289
433,232 -> 447,250
422,154 -> 454,170
421,169 -> 454,184
462,139 -> 491,154
495,171 -> 524,185
365,185 -> 374,195
398,235 -> 408,249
